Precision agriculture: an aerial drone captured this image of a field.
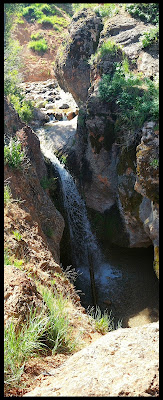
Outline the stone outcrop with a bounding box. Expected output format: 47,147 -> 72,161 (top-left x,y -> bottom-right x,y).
24,322 -> 159,397
55,9 -> 159,258
55,9 -> 103,104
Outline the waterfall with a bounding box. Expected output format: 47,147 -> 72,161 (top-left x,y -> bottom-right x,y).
37,135 -> 104,304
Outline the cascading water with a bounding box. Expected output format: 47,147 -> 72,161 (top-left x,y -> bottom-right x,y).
35,123 -> 158,325
37,133 -> 104,304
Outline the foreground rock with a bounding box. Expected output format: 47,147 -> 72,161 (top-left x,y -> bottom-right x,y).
24,322 -> 159,397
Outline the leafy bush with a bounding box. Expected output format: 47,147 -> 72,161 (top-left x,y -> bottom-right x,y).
28,38 -> 48,53
94,3 -> 119,17
125,3 -> 159,24
4,38 -> 34,123
99,60 -> 159,139
72,3 -> 119,17
38,15 -> 68,30
22,5 -> 43,21
30,31 -> 43,40
4,137 -> 25,169
140,26 -> 159,48
98,39 -> 122,57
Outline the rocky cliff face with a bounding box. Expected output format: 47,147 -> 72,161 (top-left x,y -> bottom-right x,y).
4,97 -> 64,263
55,9 -> 159,274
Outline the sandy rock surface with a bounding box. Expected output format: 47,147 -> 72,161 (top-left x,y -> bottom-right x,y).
24,322 -> 159,397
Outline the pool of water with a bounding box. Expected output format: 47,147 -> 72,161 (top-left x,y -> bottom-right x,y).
75,245 -> 159,328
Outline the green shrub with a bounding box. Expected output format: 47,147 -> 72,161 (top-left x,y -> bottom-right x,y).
38,15 -> 68,30
140,26 -> 159,48
94,3 -> 119,17
22,5 -> 43,21
4,137 -> 25,169
30,31 -> 43,40
99,60 -> 159,139
125,3 -> 159,24
28,38 -> 48,53
99,39 -> 122,57
4,249 -> 24,269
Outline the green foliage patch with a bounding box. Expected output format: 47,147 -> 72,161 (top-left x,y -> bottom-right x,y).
99,59 -> 159,140
140,26 -> 159,49
4,137 -> 25,169
125,3 -> 159,24
28,38 -> 48,53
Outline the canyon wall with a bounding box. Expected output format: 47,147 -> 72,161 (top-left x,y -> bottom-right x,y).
55,9 -> 159,277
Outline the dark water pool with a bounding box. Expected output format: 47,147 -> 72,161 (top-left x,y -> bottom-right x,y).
75,245 -> 159,328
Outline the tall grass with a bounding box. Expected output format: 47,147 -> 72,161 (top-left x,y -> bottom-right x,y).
4,286 -> 78,387
38,285 -> 77,353
4,308 -> 49,386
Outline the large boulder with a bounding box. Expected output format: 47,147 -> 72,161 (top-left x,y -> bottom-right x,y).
55,9 -> 103,104
24,322 -> 159,397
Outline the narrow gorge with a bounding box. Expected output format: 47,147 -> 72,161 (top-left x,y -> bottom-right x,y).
4,3 -> 159,397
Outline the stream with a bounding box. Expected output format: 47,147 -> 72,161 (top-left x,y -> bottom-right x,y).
31,82 -> 159,328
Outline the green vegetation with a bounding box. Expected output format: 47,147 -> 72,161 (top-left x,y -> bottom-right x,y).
12,230 -> 22,242
140,26 -> 159,49
4,34 -> 34,122
4,184 -> 12,206
99,39 -> 122,57
4,138 -> 25,169
4,284 -> 79,387
22,4 -> 68,30
30,31 -> 43,40
4,248 -> 24,269
87,306 -> 122,334
99,59 -> 159,141
125,3 -> 159,24
150,158 -> 159,169
72,3 -> 119,17
4,308 -> 49,386
28,37 -> 48,53
38,285 -> 77,353
38,15 -> 68,30
40,176 -> 57,190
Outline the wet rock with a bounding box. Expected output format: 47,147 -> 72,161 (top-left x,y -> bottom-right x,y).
59,103 -> 69,109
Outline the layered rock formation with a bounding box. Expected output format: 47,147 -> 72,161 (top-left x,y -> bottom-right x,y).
55,9 -> 159,273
